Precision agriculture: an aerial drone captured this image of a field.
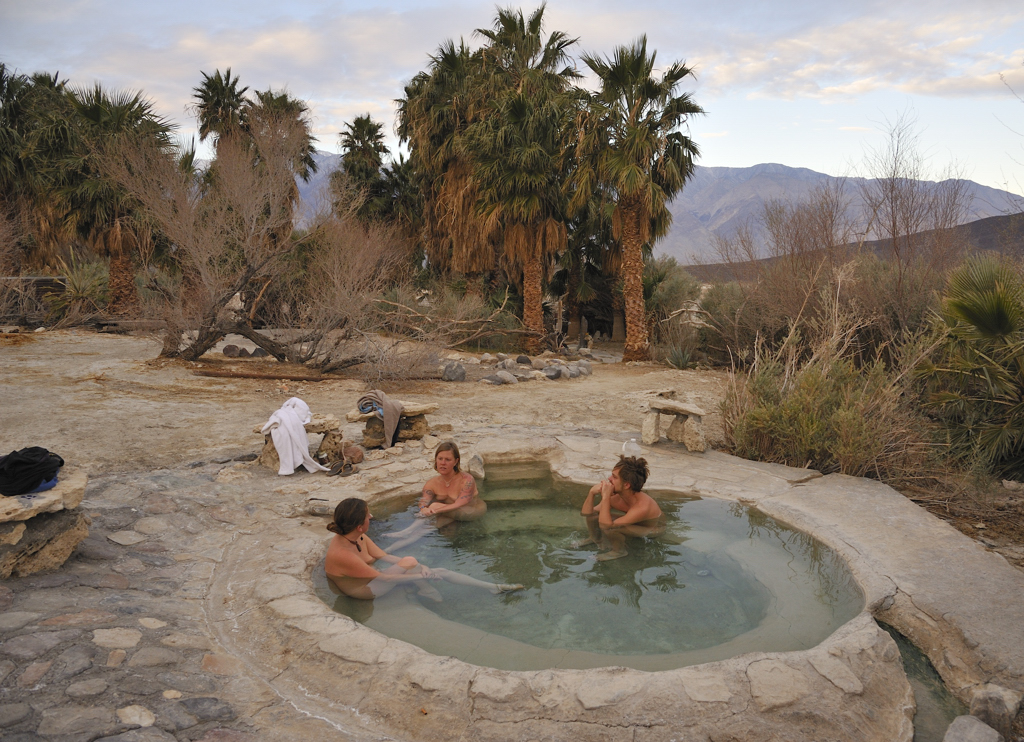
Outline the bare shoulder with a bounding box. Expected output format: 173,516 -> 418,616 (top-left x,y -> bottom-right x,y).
641,491 -> 663,517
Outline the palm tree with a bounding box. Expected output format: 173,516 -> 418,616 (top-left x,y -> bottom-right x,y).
192,68 -> 248,148
245,88 -> 317,182
398,39 -> 493,274
60,84 -> 174,312
571,36 -> 703,360
334,114 -> 390,221
924,257 -> 1024,477
339,114 -> 388,185
468,5 -> 578,350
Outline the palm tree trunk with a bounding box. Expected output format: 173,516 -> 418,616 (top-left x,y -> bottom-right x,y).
620,206 -> 649,361
106,252 -> 139,316
522,256 -> 544,353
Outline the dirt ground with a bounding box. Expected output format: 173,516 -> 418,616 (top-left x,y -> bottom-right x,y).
0,330 -> 729,472
2,328 -> 1021,572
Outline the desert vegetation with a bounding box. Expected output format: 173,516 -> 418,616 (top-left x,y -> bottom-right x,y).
2,14 -> 1024,512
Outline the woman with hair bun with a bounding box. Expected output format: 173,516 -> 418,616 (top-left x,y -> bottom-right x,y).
325,498 -> 522,600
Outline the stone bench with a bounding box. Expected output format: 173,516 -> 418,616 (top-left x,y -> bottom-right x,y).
253,413 -> 344,471
1,469 -> 90,578
642,399 -> 707,452
346,401 -> 439,448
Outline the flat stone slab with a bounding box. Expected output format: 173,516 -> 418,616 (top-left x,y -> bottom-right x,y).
0,469 -> 88,523
346,401 -> 439,422
647,399 -> 707,417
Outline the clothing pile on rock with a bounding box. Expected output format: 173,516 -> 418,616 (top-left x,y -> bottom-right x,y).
261,397 -> 330,476
0,447 -> 64,496
357,390 -> 404,448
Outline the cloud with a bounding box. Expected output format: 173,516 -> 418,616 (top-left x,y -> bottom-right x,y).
694,12 -> 1024,101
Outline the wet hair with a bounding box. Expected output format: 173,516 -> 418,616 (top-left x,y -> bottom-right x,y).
433,441 -> 461,473
614,456 -> 649,493
328,498 -> 368,535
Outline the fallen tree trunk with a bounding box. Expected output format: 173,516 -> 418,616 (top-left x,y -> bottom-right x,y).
192,369 -> 329,382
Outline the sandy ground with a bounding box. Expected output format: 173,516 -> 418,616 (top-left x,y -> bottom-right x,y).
0,330 -> 730,474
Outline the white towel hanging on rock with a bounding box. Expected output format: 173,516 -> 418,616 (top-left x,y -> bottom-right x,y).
261,397 -> 329,476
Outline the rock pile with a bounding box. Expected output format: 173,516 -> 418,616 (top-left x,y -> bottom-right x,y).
478,352 -> 593,385
252,414 -> 346,471
0,470 -> 90,578
346,401 -> 439,449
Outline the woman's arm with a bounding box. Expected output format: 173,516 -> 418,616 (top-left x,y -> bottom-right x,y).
418,481 -> 438,510
427,475 -> 476,514
364,536 -> 398,563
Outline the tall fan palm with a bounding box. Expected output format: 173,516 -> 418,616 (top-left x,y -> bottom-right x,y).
192,68 -> 248,147
571,36 -> 703,360
398,39 -> 493,273
0,64 -> 31,200
339,114 -> 388,186
468,5 -> 578,350
245,89 -> 317,182
61,84 -> 174,312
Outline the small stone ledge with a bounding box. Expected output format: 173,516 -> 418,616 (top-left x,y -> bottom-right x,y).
0,468 -> 88,523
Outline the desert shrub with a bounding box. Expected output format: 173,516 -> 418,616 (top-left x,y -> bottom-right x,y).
44,254 -> 109,324
644,256 -> 701,340
722,309 -> 938,485
919,256 -> 1024,478
658,321 -> 701,369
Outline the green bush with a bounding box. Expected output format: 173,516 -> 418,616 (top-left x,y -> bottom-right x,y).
920,256 -> 1024,478
44,255 -> 109,321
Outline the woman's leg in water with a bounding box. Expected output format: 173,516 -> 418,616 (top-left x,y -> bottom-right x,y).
431,567 -> 523,594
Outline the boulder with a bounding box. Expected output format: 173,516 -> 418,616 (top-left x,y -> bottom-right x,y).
567,364 -> 581,378
542,366 -> 561,380
222,344 -> 240,358
0,510 -> 90,578
969,684 -> 1021,739
441,362 -> 466,382
495,370 -> 518,385
531,358 -> 548,370
251,348 -> 270,358
516,355 -> 531,364
479,353 -> 496,364
942,715 -> 1004,742
496,353 -> 508,361
362,415 -> 430,448
314,431 -> 346,464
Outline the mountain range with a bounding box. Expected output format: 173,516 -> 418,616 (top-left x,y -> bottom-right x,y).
298,155 -> 1024,265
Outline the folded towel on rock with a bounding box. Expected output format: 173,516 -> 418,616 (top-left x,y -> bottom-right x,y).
357,390 -> 404,448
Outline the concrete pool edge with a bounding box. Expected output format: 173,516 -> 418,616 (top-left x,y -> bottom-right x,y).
202,431 -> 1023,740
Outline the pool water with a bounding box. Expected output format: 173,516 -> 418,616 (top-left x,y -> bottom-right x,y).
881,624 -> 967,742
315,464 -> 864,671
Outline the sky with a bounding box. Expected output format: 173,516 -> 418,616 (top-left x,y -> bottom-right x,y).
2,0 -> 1023,196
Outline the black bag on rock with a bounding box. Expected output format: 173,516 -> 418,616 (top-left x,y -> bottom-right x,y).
0,447 -> 64,496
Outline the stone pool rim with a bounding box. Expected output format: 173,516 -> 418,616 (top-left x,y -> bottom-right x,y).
208,433 -> 1024,742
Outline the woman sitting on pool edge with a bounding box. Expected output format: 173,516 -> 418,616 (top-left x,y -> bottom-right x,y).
384,441 -> 486,551
325,498 -> 522,600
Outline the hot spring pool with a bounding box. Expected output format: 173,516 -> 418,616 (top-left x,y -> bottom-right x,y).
314,463 -> 864,671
